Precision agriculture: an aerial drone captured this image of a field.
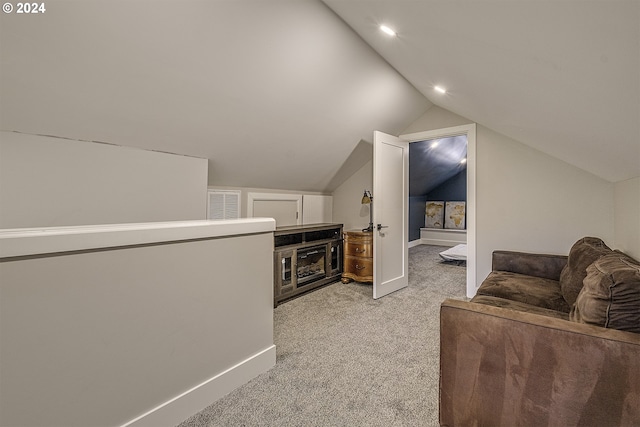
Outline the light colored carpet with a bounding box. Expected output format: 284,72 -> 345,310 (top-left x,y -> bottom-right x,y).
178,244 -> 467,427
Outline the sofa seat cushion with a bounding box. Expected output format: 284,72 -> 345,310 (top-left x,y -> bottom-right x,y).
471,295 -> 570,320
559,237 -> 612,306
477,271 -> 571,313
570,253 -> 640,333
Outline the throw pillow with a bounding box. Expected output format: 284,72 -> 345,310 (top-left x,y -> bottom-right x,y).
559,237 -> 612,306
570,253 -> 640,333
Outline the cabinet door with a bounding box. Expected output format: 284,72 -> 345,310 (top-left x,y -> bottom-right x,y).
274,249 -> 295,297
328,240 -> 342,277
344,238 -> 372,258
344,255 -> 373,281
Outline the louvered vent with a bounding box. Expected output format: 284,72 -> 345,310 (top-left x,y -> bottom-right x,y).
207,190 -> 240,220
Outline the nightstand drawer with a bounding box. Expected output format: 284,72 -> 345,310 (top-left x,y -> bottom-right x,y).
344,240 -> 372,257
342,230 -> 373,284
344,255 -> 373,277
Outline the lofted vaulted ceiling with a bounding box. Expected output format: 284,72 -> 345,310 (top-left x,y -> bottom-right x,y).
0,0 -> 430,193
324,0 -> 640,183
1,0 -> 638,193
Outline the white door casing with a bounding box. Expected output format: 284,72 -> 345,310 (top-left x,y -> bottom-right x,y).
401,123 -> 477,298
373,131 -> 409,299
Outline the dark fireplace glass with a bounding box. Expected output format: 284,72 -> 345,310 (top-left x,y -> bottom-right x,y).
296,245 -> 326,286
281,255 -> 292,286
331,244 -> 340,271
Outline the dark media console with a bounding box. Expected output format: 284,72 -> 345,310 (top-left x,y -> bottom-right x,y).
273,223 -> 343,306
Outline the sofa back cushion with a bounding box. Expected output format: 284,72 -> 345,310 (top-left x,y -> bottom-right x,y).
570,253 -> 640,333
559,237 -> 611,306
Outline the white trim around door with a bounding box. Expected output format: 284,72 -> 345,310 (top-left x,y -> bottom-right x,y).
401,123 -> 477,298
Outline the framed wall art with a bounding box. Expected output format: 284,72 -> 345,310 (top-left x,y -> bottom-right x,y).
425,201 -> 445,229
445,201 -> 466,229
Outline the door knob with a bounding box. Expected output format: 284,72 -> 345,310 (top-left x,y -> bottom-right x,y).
377,224 -> 389,231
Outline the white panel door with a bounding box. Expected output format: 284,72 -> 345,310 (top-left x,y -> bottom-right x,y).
247,192 -> 302,227
373,131 -> 409,299
253,200 -> 299,227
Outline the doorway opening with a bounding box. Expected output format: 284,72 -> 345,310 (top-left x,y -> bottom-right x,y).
409,134 -> 467,244
401,124 -> 476,298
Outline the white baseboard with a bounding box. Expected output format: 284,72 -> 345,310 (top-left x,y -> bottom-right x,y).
408,239 -> 422,248
421,238 -> 462,247
420,228 -> 466,247
121,345 -> 276,427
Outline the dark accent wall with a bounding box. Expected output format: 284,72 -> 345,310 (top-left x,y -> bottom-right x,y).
409,170 -> 467,241
409,196 -> 428,241
427,170 -> 467,202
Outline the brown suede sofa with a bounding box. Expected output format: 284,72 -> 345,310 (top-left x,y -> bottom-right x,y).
440,237 -> 640,427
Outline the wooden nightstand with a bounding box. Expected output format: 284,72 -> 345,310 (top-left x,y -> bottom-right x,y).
341,230 -> 373,283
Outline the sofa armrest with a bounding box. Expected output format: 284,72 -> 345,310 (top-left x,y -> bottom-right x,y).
492,250 -> 567,281
439,299 -> 640,427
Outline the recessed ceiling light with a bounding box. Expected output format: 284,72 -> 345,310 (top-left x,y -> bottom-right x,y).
434,86 -> 447,94
430,141 -> 439,148
380,25 -> 396,36
460,158 -> 467,164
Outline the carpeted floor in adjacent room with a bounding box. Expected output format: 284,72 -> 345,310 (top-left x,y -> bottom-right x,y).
178,244 -> 468,427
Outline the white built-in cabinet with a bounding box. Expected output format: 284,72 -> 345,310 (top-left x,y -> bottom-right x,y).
247,192 -> 332,227
206,190 -> 333,227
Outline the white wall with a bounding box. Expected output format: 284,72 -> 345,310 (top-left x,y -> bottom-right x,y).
0,220 -> 275,427
474,125 -> 614,282
331,160 -> 373,231
615,177 -> 640,260
0,132 -> 208,228
404,106 -> 615,287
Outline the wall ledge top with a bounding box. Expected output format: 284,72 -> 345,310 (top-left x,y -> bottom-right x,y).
0,218 -> 276,258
